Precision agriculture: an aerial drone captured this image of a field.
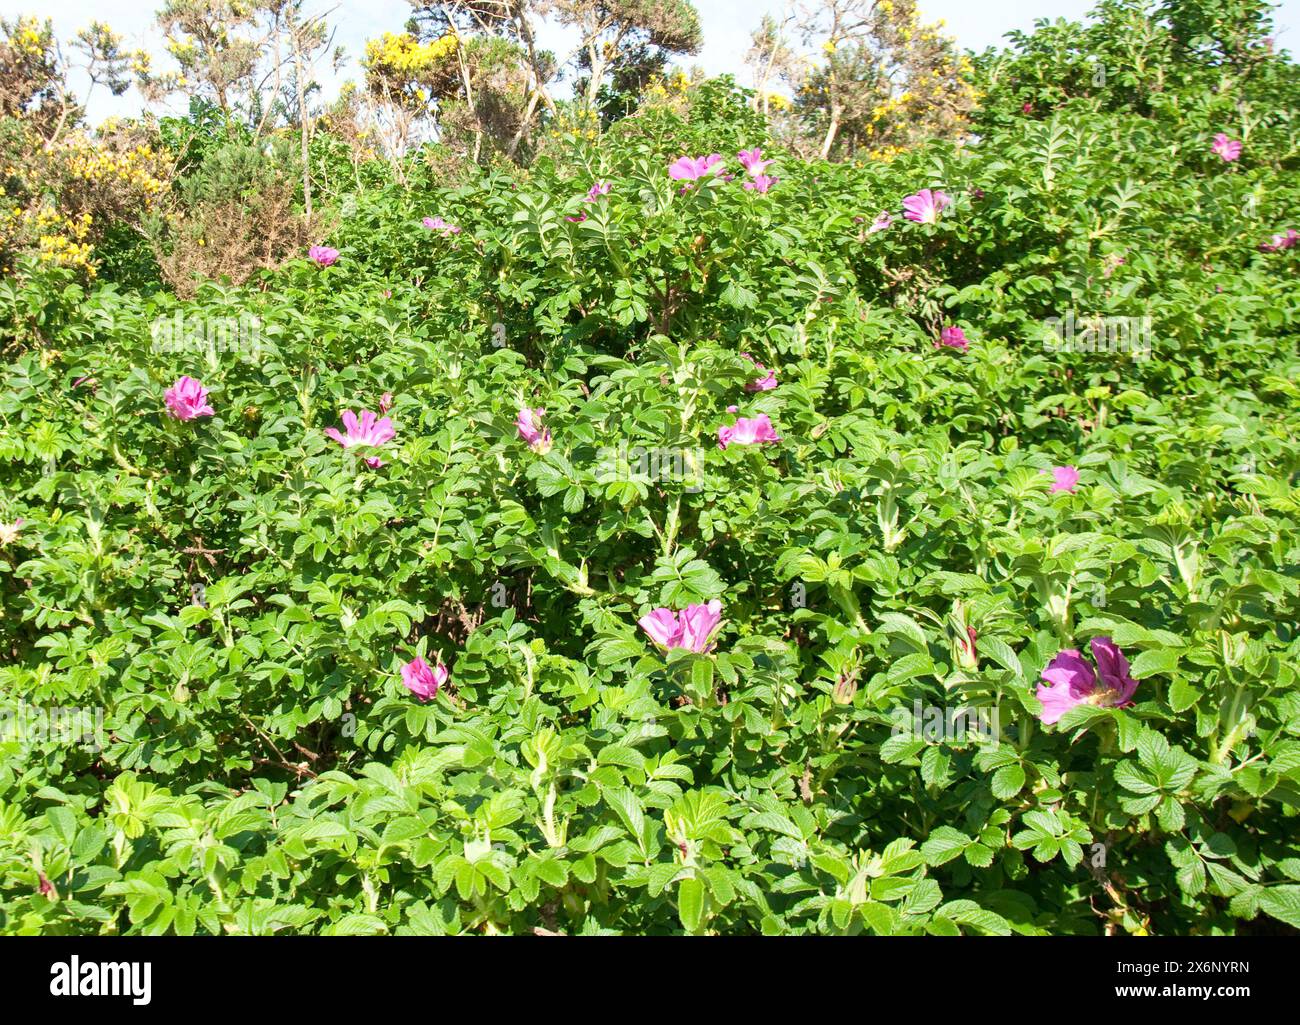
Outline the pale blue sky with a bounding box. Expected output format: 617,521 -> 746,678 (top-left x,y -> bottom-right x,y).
4,0 -> 1297,124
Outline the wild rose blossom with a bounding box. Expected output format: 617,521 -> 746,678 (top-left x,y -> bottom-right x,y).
744,174 -> 776,193
868,211 -> 893,234
638,599 -> 724,653
1036,636 -> 1139,725
164,376 -> 215,420
0,518 -> 22,547
423,216 -> 461,234
902,188 -> 950,224
669,154 -> 723,181
516,406 -> 552,454
937,326 -> 969,352
741,353 -> 778,391
379,392 -> 393,413
565,213 -> 587,223
585,181 -> 612,202
1259,229 -> 1297,252
309,245 -> 339,266
737,147 -> 773,176
1046,465 -> 1080,493
401,655 -> 448,702
324,409 -> 396,468
717,413 -> 781,450
1212,133 -> 1242,162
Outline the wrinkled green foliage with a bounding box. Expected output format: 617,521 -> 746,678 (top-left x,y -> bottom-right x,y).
0,2 -> 1298,935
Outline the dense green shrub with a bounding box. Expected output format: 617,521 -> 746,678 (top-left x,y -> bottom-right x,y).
0,1 -> 1297,935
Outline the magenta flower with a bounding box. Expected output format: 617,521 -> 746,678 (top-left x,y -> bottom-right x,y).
309,245 -> 339,266
422,216 -> 461,234
1046,465 -> 1080,493
937,326 -> 969,352
868,211 -> 893,234
516,406 -> 552,454
324,409 -> 396,468
639,599 -> 724,653
741,353 -> 778,392
1259,229 -> 1297,252
1211,133 -> 1242,162
401,655 -> 449,702
379,392 -> 393,413
1022,101 -> 1033,114
737,147 -> 773,176
585,181 -> 612,202
164,376 -> 215,421
744,174 -> 777,193
565,213 -> 587,223
902,188 -> 951,224
669,154 -> 723,181
1036,637 -> 1138,725
717,413 -> 781,451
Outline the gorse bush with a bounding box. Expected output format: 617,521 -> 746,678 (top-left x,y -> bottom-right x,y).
0,0 -> 1298,936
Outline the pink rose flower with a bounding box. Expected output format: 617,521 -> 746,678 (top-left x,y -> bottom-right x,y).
324,409 -> 396,468
164,376 -> 215,420
422,216 -> 461,234
402,655 -> 448,702
1259,228 -> 1297,253
717,413 -> 780,450
638,599 -> 724,653
309,245 -> 339,266
516,406 -> 552,454
740,353 -> 778,391
1211,133 -> 1242,162
1046,465 -> 1080,493
1036,637 -> 1138,725
937,326 -> 969,352
669,154 -> 724,181
902,188 -> 951,224
737,147 -> 773,176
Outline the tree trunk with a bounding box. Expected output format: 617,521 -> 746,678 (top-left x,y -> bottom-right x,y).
507,89 -> 543,158
293,29 -> 312,220
820,106 -> 841,159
